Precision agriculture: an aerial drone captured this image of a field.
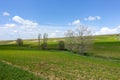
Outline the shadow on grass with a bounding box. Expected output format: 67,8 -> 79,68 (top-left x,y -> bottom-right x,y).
0,44 -> 38,50
94,41 -> 120,46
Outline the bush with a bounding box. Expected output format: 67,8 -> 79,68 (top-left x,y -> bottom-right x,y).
16,38 -> 23,46
41,43 -> 47,50
58,40 -> 65,50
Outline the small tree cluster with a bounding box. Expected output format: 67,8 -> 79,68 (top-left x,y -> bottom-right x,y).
16,38 -> 23,46
38,33 -> 48,50
65,25 -> 92,55
58,40 -> 65,50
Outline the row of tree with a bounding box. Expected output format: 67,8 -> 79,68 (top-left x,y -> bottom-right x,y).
16,33 -> 49,50
38,33 -> 48,50
16,25 -> 93,55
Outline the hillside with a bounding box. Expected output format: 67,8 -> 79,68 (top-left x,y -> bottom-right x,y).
0,34 -> 120,80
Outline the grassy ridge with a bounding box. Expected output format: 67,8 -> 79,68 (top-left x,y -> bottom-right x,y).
0,35 -> 120,60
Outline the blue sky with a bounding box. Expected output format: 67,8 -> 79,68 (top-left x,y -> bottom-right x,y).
0,0 -> 120,40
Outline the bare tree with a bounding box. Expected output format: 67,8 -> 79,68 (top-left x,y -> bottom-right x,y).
16,38 -> 23,46
65,30 -> 75,51
76,25 -> 92,55
38,33 -> 41,49
65,25 -> 92,55
41,33 -> 48,50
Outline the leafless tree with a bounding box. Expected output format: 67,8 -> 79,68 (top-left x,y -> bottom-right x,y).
38,33 -> 41,49
41,33 -> 48,50
75,25 -> 92,55
65,25 -> 92,55
65,30 -> 75,51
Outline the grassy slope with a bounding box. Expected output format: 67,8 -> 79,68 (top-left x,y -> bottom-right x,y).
0,50 -> 120,79
0,61 -> 43,80
0,35 -> 120,79
91,35 -> 120,59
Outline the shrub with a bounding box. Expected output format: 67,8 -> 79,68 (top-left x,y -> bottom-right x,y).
16,38 -> 23,46
58,40 -> 65,50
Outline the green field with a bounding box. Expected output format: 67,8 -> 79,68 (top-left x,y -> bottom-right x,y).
0,35 -> 120,80
92,35 -> 120,59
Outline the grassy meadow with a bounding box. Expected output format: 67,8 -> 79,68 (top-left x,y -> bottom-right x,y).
0,34 -> 120,80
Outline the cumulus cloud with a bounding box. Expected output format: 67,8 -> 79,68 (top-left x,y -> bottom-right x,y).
95,26 -> 120,35
69,19 -> 81,26
3,12 -> 10,16
0,15 -> 67,40
12,16 -> 38,28
84,16 -> 101,21
5,24 -> 16,28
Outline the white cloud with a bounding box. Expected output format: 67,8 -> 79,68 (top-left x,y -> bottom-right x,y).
0,15 -> 68,40
5,24 -> 16,28
84,16 -> 101,21
3,12 -> 10,16
95,26 -> 120,35
12,16 -> 38,28
96,16 -> 101,20
69,19 -> 81,26
13,30 -> 18,33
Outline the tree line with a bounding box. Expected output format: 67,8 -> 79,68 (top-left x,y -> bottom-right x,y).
16,25 -> 93,55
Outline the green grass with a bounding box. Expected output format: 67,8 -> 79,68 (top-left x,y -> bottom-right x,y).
0,50 -> 120,79
0,34 -> 120,79
0,60 -> 43,80
89,34 -> 120,59
91,41 -> 120,59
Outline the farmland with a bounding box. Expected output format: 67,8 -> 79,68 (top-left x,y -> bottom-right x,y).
0,35 -> 120,80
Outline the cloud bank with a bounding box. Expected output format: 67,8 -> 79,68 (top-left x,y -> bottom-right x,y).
95,26 -> 120,35
0,15 -> 65,40
0,13 -> 120,40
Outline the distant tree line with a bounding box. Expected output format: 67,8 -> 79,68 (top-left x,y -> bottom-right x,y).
16,25 -> 92,55
38,33 -> 48,50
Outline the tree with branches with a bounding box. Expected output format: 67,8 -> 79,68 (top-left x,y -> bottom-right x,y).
76,25 -> 92,55
41,33 -> 48,50
65,25 -> 92,55
65,30 -> 75,52
38,33 -> 41,49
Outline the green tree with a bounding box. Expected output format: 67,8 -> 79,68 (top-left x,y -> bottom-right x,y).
16,38 -> 23,46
